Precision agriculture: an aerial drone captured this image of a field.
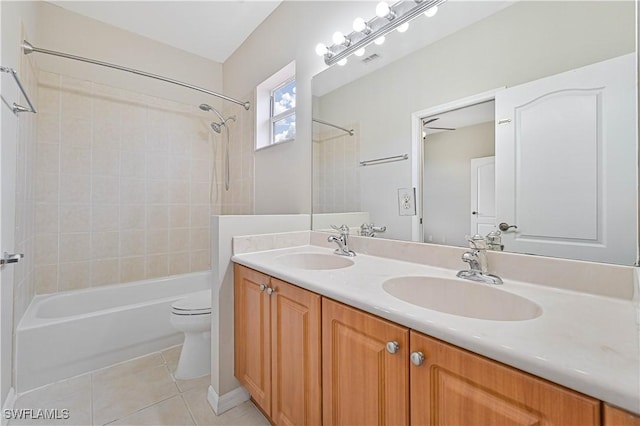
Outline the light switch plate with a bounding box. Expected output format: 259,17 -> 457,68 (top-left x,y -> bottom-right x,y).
397,187 -> 416,216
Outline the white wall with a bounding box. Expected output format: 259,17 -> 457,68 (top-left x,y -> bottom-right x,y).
209,215 -> 310,406
35,2 -> 223,108
223,2 -> 380,215
316,1 -> 635,241
0,0 -> 39,408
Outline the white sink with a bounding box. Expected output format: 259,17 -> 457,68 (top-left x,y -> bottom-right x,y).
274,253 -> 354,270
382,276 -> 542,321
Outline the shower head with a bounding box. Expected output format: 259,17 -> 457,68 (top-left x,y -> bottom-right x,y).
210,122 -> 223,134
210,115 -> 236,134
199,103 -> 225,123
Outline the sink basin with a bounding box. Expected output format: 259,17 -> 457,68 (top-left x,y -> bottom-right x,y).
274,253 -> 354,270
382,276 -> 542,321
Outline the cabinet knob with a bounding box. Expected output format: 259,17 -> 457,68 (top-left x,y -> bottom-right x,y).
266,287 -> 276,296
259,284 -> 266,292
386,341 -> 400,354
410,351 -> 425,366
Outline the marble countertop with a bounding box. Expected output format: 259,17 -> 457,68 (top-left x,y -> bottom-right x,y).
232,244 -> 640,414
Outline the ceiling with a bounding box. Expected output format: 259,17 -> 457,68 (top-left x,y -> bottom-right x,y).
48,1 -> 282,63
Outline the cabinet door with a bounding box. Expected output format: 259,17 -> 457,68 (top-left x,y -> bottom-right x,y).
410,331 -> 600,426
322,299 -> 409,426
270,278 -> 322,426
604,405 -> 640,426
234,264 -> 272,414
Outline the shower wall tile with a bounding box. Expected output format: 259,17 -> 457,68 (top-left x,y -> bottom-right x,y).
35,265 -> 58,295
34,71 -> 216,292
60,204 -> 91,233
146,229 -> 169,255
14,50 -> 39,325
35,172 -> 59,203
146,254 -> 169,278
59,261 -> 91,291
36,142 -> 60,173
91,259 -> 120,287
93,204 -> 120,232
59,233 -> 91,263
169,253 -> 190,276
120,257 -> 145,283
91,232 -> 120,260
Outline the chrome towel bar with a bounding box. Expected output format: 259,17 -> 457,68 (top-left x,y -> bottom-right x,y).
360,154 -> 408,166
0,66 -> 37,115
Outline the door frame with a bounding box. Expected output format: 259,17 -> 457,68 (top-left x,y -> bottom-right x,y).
410,87 -> 504,242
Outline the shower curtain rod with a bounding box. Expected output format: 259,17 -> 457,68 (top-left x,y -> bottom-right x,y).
22,40 -> 250,111
313,118 -> 354,136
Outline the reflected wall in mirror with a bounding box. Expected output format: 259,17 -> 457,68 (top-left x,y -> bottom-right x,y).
312,1 -> 638,265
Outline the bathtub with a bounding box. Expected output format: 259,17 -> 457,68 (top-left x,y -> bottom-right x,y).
16,271 -> 212,392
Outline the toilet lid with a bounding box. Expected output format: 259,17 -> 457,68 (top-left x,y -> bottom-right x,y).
172,290 -> 211,314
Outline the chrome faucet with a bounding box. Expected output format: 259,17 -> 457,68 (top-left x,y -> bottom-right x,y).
456,235 -> 503,285
328,224 -> 356,257
360,223 -> 387,237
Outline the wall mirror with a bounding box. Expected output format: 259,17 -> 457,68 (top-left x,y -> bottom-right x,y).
311,0 -> 638,265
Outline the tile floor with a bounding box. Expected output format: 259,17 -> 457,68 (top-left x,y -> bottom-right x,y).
10,346 -> 270,426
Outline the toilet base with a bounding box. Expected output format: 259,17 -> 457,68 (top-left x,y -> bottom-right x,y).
175,330 -> 211,380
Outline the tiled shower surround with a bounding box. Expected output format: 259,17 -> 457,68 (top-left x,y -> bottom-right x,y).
33,71 -> 234,293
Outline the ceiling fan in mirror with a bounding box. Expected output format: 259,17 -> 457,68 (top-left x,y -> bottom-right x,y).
423,117 -> 456,131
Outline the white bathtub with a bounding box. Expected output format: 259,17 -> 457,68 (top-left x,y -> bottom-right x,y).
16,271 -> 212,392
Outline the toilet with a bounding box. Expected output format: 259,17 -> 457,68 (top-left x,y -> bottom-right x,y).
170,289 -> 212,380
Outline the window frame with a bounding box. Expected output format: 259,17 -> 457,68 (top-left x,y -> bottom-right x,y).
269,77 -> 296,145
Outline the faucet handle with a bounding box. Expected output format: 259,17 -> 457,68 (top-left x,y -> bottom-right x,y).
331,224 -> 350,235
465,234 -> 487,250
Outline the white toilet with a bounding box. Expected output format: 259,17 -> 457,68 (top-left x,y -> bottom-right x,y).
170,289 -> 212,380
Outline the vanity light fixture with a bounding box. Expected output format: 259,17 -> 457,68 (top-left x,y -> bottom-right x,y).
316,0 -> 446,66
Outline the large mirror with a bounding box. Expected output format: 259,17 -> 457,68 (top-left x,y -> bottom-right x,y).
312,1 -> 638,265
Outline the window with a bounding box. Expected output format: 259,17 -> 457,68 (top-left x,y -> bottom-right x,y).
256,61 -> 295,150
271,79 -> 296,144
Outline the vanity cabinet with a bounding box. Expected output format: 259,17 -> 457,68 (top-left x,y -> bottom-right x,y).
322,298 -> 409,425
234,264 -> 322,425
604,405 -> 640,426
410,331 -> 600,425
234,263 -> 636,425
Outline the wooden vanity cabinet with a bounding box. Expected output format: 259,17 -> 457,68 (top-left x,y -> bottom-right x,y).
604,405 -> 640,426
235,264 -> 637,425
409,331 -> 601,425
322,298 -> 409,426
234,264 -> 322,425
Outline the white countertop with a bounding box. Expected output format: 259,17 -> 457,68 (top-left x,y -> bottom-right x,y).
232,244 -> 640,414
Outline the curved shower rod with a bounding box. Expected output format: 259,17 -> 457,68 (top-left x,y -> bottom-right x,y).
22,40 -> 250,111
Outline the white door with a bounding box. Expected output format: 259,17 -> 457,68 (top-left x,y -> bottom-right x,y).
470,156 -> 495,236
495,53 -> 637,264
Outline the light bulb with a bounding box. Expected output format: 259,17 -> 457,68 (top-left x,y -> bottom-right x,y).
353,17 -> 367,32
397,22 -> 409,33
332,31 -> 346,45
424,6 -> 438,17
337,58 -> 348,66
374,36 -> 385,45
354,48 -> 366,57
315,43 -> 328,56
375,1 -> 391,18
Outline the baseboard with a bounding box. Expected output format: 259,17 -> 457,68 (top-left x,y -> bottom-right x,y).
207,385 -> 250,415
1,388 -> 16,426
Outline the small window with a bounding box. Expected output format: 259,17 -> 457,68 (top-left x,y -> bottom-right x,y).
271,79 -> 296,144
256,61 -> 295,150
